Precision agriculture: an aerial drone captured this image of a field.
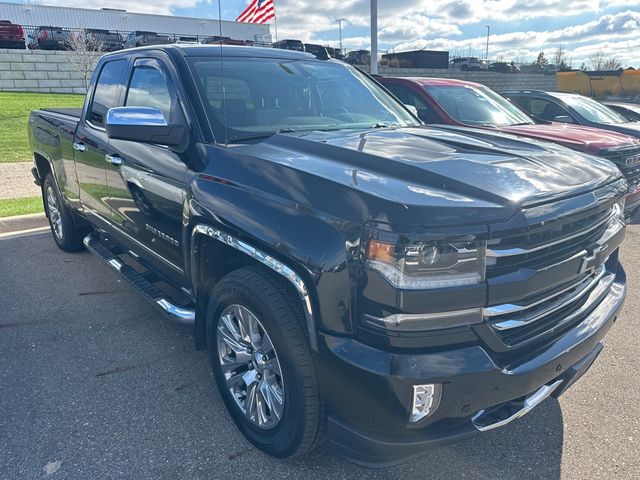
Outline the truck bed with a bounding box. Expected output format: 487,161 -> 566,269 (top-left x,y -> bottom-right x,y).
41,107 -> 82,119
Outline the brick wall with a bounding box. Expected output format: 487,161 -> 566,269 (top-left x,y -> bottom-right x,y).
0,50 -> 558,94
0,49 -> 100,94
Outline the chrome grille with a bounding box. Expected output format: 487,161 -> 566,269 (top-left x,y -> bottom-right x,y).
605,148 -> 640,192
486,203 -> 614,278
485,266 -> 615,347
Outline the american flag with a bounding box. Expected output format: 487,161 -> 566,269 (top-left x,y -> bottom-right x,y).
236,0 -> 275,24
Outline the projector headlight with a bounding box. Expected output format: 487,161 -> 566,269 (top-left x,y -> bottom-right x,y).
366,236 -> 486,289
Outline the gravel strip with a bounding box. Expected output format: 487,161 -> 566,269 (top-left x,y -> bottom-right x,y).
0,162 -> 40,200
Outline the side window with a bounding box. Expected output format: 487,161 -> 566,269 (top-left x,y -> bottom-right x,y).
89,59 -> 126,128
386,84 -> 439,123
529,98 -> 570,121
125,66 -> 176,122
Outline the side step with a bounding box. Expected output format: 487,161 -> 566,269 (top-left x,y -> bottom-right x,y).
83,231 -> 195,325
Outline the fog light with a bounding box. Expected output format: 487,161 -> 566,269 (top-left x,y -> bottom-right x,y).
410,384 -> 441,423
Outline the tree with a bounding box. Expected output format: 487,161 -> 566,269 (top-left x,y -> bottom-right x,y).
65,30 -> 104,89
587,51 -> 621,71
535,51 -> 548,67
554,46 -> 572,70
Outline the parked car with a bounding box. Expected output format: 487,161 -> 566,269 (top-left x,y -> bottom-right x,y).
506,90 -> 640,215
272,39 -> 304,51
84,29 -> 123,52
29,45 -> 628,466
124,31 -> 174,48
344,49 -> 371,65
449,57 -> 487,71
379,77 -> 640,219
602,101 -> 640,122
488,61 -> 517,73
28,26 -> 72,50
303,43 -> 330,59
325,46 -> 343,60
0,20 -> 25,49
202,36 -> 251,46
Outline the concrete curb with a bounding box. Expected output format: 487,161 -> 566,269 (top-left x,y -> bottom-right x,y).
0,213 -> 48,236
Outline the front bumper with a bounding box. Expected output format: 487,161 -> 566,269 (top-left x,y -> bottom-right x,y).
320,268 -> 626,467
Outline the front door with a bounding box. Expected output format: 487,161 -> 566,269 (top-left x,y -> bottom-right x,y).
105,57 -> 188,277
75,59 -> 127,227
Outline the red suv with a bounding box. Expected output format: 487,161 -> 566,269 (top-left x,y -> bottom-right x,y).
379,76 -> 640,219
0,20 -> 25,49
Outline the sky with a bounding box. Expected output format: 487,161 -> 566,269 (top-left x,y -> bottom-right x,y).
7,1 -> 640,67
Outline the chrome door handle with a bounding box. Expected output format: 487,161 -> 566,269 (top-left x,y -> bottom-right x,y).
105,154 -> 123,166
72,142 -> 87,152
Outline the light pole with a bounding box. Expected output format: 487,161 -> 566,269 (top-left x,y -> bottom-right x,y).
335,18 -> 346,54
485,25 -> 490,61
371,0 -> 378,74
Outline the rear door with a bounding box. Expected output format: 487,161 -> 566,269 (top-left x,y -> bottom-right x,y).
105,56 -> 189,278
75,58 -> 127,227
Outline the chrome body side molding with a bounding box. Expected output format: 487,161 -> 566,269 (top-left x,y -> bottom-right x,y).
191,224 -> 318,351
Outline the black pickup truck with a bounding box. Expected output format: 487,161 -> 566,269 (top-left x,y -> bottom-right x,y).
29,45 -> 628,466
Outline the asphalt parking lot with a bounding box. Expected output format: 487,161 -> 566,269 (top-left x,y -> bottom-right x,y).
1,225 -> 639,480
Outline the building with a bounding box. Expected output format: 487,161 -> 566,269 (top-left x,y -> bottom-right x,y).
0,2 -> 271,43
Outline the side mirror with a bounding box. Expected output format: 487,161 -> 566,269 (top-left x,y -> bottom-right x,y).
106,107 -> 186,146
553,115 -> 574,124
404,104 -> 418,116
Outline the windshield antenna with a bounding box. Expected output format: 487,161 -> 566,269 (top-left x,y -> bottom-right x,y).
217,0 -> 229,145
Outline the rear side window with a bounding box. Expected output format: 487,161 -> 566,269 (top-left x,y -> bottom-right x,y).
89,59 -> 126,128
125,66 -> 173,121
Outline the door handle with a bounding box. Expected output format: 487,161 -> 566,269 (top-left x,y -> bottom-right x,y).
105,154 -> 123,166
72,142 -> 87,152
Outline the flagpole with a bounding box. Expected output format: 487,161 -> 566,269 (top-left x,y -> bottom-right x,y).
273,0 -> 278,43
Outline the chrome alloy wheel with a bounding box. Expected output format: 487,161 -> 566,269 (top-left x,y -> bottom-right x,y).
46,185 -> 63,241
217,304 -> 285,429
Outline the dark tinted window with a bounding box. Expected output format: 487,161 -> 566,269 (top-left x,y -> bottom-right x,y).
125,66 -> 173,122
385,84 -> 439,123
89,59 -> 126,127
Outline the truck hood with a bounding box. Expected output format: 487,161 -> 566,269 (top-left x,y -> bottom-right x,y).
237,125 -> 622,226
497,122 -> 640,153
594,121 -> 640,139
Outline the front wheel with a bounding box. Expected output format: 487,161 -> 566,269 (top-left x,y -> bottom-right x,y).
207,266 -> 326,458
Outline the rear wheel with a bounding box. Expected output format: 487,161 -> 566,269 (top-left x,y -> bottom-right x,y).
43,173 -> 87,252
207,266 -> 326,458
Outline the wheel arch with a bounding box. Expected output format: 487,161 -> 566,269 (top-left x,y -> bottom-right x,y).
189,223 -> 319,353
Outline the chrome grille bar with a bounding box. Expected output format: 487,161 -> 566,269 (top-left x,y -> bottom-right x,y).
487,208 -> 616,258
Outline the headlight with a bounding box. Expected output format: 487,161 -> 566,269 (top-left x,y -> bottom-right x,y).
366,237 -> 486,289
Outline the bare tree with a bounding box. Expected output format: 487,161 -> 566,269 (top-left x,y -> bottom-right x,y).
554,46 -> 572,70
65,30 -> 104,89
586,51 -> 621,71
602,57 -> 622,70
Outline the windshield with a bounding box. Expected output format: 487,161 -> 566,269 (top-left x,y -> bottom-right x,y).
189,57 -> 419,142
554,94 -> 628,124
425,84 -> 534,127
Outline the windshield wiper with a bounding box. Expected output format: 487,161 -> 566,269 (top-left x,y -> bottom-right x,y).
228,128 -> 297,143
369,123 -> 396,128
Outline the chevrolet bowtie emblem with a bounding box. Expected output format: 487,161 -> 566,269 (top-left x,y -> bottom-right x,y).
579,244 -> 608,274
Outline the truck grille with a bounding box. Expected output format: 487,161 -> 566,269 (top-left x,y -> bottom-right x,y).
605,149 -> 640,193
486,202 -> 614,278
485,266 -> 615,347
481,183 -> 625,351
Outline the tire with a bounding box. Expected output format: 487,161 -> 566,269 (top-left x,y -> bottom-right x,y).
42,173 -> 87,252
206,266 -> 326,458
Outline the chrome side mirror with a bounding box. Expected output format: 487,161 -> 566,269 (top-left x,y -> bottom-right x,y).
106,107 -> 186,146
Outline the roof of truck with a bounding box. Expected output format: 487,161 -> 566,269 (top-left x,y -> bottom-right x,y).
113,44 -> 317,60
